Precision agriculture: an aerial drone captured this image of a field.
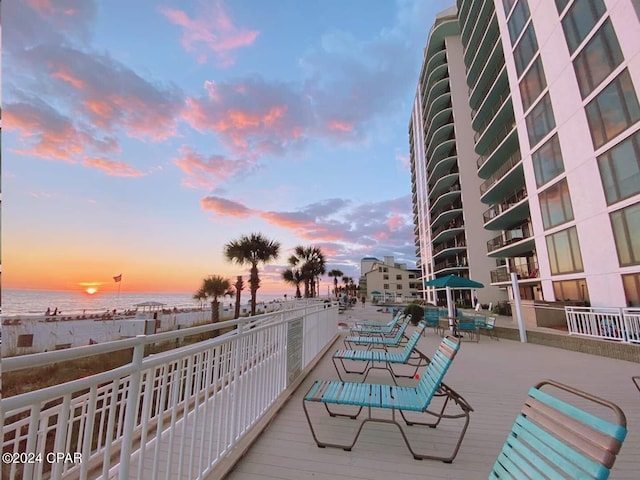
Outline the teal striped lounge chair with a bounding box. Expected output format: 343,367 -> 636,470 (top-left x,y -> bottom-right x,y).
333,322 -> 429,383
490,380 -> 627,479
303,335 -> 473,462
343,318 -> 410,350
350,311 -> 406,337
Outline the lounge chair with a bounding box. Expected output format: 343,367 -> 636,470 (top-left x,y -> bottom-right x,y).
350,311 -> 406,337
478,316 -> 498,340
344,318 -> 410,350
332,322 -> 429,383
303,335 -> 473,462
490,379 -> 627,479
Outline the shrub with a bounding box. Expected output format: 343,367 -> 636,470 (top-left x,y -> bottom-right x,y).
403,303 -> 424,326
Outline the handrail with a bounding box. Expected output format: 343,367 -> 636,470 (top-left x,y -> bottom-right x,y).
1,301 -> 339,480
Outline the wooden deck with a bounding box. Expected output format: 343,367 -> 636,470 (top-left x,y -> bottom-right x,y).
224,304 -> 640,480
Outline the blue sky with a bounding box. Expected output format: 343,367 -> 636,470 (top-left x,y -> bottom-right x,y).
3,0 -> 453,295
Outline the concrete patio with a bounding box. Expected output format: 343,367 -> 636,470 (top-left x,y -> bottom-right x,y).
224,303 -> 640,480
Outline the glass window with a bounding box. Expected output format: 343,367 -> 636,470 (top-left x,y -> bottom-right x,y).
598,129 -> 640,205
519,56 -> 547,111
526,93 -> 556,148
553,279 -> 589,302
610,202 -> 640,266
573,20 -> 623,98
513,23 -> 538,77
503,0 -> 517,16
546,226 -> 584,274
622,272 -> 640,307
562,0 -> 607,54
586,69 -> 640,149
555,0 -> 571,14
508,0 -> 531,43
533,134 -> 565,187
539,179 -> 574,229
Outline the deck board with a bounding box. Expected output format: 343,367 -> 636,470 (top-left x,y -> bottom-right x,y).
225,305 -> 640,480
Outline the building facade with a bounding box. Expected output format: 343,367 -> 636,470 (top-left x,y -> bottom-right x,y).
409,7 -> 508,308
411,0 -> 640,308
361,256 -> 421,302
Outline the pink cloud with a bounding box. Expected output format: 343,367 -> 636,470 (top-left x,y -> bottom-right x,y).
174,146 -> 257,189
184,77 -> 310,157
4,100 -> 119,162
161,1 -> 259,67
327,120 -> 354,133
201,196 -> 254,217
83,157 -> 146,177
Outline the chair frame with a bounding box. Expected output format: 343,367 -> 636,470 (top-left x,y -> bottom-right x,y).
332,322 -> 428,383
303,335 -> 473,462
344,319 -> 409,350
490,379 -> 627,479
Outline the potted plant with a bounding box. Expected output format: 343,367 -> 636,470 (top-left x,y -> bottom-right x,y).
403,303 -> 424,326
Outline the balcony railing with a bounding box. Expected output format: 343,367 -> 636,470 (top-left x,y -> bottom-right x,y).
490,262 -> 539,283
476,122 -> 517,170
1,302 -> 338,480
483,186 -> 527,223
487,221 -> 533,253
566,307 -> 640,344
479,150 -> 522,195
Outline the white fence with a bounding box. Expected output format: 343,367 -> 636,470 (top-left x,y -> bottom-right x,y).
1,301 -> 339,480
565,306 -> 640,344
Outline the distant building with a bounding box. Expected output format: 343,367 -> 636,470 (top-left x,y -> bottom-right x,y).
411,0 -> 640,308
361,256 -> 421,302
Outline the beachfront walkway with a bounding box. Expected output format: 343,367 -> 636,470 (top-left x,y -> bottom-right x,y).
224,303 -> 640,480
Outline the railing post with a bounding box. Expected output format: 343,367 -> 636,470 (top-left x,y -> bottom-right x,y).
118,335 -> 146,480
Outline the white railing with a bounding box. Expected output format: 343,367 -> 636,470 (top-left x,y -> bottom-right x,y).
1,301 -> 339,480
565,307 -> 640,344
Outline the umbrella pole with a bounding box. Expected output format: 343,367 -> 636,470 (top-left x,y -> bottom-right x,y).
446,286 -> 455,332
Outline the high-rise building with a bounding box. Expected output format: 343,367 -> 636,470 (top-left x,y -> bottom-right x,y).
411,0 -> 640,308
410,7 -> 508,307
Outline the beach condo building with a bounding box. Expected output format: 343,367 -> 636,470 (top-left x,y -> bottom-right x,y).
409,6 -> 508,308
361,256 -> 422,303
411,0 -> 640,309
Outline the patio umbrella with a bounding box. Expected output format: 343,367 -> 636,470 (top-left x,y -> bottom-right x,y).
423,275 -> 484,330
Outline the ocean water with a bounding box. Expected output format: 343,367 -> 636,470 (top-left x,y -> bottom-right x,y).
1,289 -> 287,316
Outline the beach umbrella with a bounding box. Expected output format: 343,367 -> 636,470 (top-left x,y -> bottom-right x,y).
370,290 -> 381,295
424,275 -> 484,330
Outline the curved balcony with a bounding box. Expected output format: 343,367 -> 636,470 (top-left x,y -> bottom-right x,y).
467,33 -> 502,94
425,63 -> 449,94
476,125 -> 518,177
422,50 -> 446,85
474,96 -> 513,153
429,188 -> 461,216
490,262 -> 539,284
480,152 -> 523,203
423,77 -> 450,120
431,207 -> 464,231
430,172 -> 459,199
487,221 -> 535,258
433,239 -> 467,260
432,221 -> 465,245
463,8 -> 497,70
472,77 -> 509,131
434,259 -> 469,275
460,0 -> 487,47
428,138 -> 457,171
427,154 -> 457,184
483,187 -> 529,231
424,107 -> 453,148
424,93 -> 452,128
426,123 -> 455,161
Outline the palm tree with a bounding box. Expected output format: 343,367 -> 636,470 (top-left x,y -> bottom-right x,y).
196,275 -> 231,325
224,233 -> 281,316
282,263 -> 304,298
193,290 -> 207,309
233,276 -> 244,319
327,269 -> 344,298
289,246 -> 326,297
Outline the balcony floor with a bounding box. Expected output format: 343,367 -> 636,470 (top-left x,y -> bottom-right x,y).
225,305 -> 640,480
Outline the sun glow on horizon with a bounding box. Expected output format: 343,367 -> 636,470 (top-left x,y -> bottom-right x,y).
86,287 -> 98,295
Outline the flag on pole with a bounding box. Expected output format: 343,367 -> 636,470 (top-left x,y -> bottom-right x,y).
113,274 -> 122,283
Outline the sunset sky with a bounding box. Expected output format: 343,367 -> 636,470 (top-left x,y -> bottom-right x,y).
3,0 -> 453,295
